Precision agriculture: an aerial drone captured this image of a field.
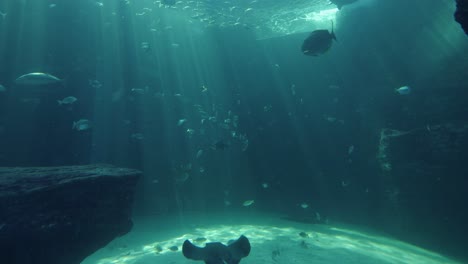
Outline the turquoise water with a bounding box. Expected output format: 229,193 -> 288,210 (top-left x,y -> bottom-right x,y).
0,0 -> 467,263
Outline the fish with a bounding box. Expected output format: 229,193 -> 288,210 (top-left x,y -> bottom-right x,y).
178,119 -> 187,126
348,145 -> 354,155
330,0 -> 359,10
0,84 -> 6,92
242,200 -> 254,206
89,79 -> 102,89
154,245 -> 163,254
395,86 -> 411,95
72,119 -> 91,131
212,140 -> 229,150
174,163 -> 192,183
131,87 -> 147,94
301,21 -> 337,56
196,149 -> 204,158
182,235 -> 251,264
58,96 -> 77,105
15,72 -> 62,85
186,128 -> 196,135
299,232 -> 309,238
169,246 -> 179,251
194,237 -> 207,243
131,133 -> 144,140
141,42 -> 150,52
300,203 -> 309,209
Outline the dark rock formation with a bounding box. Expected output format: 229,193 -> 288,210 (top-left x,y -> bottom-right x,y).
455,0 -> 468,34
0,164 -> 141,264
377,122 -> 468,259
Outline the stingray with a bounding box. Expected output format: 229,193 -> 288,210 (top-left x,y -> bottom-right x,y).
330,0 -> 359,10
182,235 -> 251,264
301,21 -> 337,56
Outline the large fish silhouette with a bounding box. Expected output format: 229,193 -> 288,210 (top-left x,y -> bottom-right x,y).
301,21 -> 337,56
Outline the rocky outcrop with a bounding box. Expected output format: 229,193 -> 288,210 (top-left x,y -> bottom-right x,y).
376,122 -> 468,259
455,0 -> 468,34
0,164 -> 141,264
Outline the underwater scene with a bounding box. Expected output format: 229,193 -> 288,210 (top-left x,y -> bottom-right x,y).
0,0 -> 467,263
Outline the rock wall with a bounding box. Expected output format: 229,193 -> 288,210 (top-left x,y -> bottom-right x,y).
455,0 -> 468,34
0,164 -> 141,264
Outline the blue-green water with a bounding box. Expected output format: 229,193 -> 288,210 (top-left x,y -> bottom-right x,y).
0,0 -> 467,263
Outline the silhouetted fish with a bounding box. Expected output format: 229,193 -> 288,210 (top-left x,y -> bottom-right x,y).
183,235 -> 251,264
301,22 -> 337,56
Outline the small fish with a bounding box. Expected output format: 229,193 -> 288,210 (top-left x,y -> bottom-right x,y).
315,212 -> 321,221
58,96 -> 77,105
131,133 -> 144,140
72,119 -> 91,131
201,85 -> 208,92
0,84 -> 6,92
141,42 -> 150,52
177,119 -> 187,126
300,203 -> 309,209
241,138 -> 249,152
89,79 -> 102,89
131,87 -> 147,94
154,245 -> 163,253
395,85 -> 411,95
194,237 -> 207,243
169,246 -> 178,251
186,128 -> 195,135
325,116 -> 336,122
0,11 -> 7,19
196,149 -> 203,158
242,200 -> 254,207
271,249 -> 280,261
261,182 -> 269,189
348,145 -> 354,155
299,232 -> 309,238
15,72 -> 62,85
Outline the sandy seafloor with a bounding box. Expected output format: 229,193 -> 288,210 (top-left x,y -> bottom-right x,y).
82,212 -> 461,264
